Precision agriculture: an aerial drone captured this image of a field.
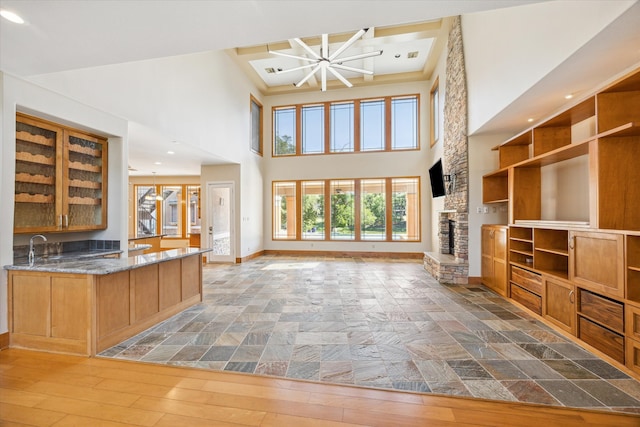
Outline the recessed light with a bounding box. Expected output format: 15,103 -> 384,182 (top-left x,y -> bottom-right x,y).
527,118 -> 534,123
154,161 -> 162,165
564,94 -> 573,99
167,151 -> 175,155
0,9 -> 24,24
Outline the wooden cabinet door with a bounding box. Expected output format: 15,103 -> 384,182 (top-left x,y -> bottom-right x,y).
543,276 -> 575,334
481,226 -> 495,288
63,130 -> 107,230
14,114 -> 64,233
10,273 -> 50,336
492,227 -> 508,297
569,231 -> 624,298
51,276 -> 89,341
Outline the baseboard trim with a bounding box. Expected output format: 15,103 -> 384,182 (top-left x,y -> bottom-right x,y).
0,332 -> 9,350
236,250 -> 266,263
263,250 -> 423,259
468,276 -> 482,285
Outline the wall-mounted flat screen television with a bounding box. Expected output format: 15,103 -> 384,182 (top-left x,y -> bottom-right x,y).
429,159 -> 446,197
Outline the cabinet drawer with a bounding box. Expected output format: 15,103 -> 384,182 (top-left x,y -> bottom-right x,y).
626,303 -> 640,342
511,265 -> 542,295
626,337 -> 640,376
578,289 -> 624,333
511,283 -> 542,315
579,317 -> 625,363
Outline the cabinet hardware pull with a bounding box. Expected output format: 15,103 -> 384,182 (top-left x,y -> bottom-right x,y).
569,235 -> 574,250
58,215 -> 63,228
65,215 -> 69,228
569,290 -> 575,304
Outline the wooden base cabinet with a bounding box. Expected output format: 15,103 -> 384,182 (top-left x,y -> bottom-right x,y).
9,272 -> 92,355
569,231 -> 624,299
9,253 -> 203,356
543,276 -> 576,334
481,225 -> 508,297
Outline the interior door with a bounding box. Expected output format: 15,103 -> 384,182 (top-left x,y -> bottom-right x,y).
207,182 -> 235,263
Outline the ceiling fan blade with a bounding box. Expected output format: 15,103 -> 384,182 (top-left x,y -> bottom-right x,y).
268,49 -> 316,62
293,37 -> 322,60
333,50 -> 383,63
295,63 -> 322,87
327,67 -> 353,88
331,63 -> 374,75
275,63 -> 318,74
322,33 -> 329,58
321,65 -> 327,91
328,28 -> 367,61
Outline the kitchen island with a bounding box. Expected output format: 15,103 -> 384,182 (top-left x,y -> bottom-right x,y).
5,248 -> 210,356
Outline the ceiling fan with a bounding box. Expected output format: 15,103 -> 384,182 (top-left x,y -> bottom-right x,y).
268,28 -> 383,91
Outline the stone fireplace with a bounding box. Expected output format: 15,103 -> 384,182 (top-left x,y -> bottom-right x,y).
424,16 -> 470,284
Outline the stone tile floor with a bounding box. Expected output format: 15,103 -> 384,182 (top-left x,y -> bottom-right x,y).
100,255 -> 640,414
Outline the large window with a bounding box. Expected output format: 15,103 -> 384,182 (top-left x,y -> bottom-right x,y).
361,179 -> 386,240
302,105 -> 324,154
360,99 -> 385,152
330,102 -> 354,153
302,181 -> 325,240
273,95 -> 419,156
273,178 -> 419,242
273,182 -> 297,240
392,178 -> 420,240
273,107 -> 296,156
392,96 -> 418,150
250,95 -> 263,155
430,77 -> 440,147
134,184 -> 200,239
330,180 -> 355,240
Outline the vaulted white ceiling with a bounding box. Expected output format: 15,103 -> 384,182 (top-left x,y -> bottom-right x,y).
1,1 -> 639,176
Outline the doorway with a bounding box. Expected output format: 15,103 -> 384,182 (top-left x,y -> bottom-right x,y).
206,182 -> 235,263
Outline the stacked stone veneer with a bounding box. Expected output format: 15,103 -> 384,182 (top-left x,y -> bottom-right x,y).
424,16 -> 470,284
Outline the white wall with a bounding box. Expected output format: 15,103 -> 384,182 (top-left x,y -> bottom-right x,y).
0,72 -> 128,334
463,0 -> 636,135
262,81 -> 435,254
468,133 -> 510,277
30,50 -> 266,261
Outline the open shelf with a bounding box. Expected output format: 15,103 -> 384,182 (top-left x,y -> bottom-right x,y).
68,161 -> 101,173
15,152 -> 56,166
15,193 -> 55,204
16,131 -> 55,147
15,173 -> 55,185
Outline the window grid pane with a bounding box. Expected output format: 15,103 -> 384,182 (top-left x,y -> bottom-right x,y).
330,102 -> 354,153
392,178 -> 419,241
136,185 -> 157,237
360,100 -> 385,151
361,179 -> 386,240
273,182 -> 297,239
330,180 -> 355,240
391,97 -> 418,150
302,105 -> 324,154
161,185 -> 182,237
302,181 -> 325,240
274,108 -> 296,156
250,98 -> 262,154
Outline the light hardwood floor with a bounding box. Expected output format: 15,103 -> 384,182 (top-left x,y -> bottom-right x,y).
1,349 -> 639,426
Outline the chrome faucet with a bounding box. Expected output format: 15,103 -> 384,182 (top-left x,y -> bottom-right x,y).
28,234 -> 47,266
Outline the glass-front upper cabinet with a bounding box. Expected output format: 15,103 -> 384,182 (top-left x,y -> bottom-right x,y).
14,113 -> 108,233
14,115 -> 61,232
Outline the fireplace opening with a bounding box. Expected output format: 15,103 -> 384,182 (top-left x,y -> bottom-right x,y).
448,220 -> 455,255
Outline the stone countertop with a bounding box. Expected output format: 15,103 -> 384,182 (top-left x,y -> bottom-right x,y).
128,234 -> 166,241
4,248 -> 211,275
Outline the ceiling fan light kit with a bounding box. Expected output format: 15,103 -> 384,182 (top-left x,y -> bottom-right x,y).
269,28 -> 383,91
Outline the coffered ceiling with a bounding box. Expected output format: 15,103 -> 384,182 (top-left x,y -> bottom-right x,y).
228,19 -> 451,95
